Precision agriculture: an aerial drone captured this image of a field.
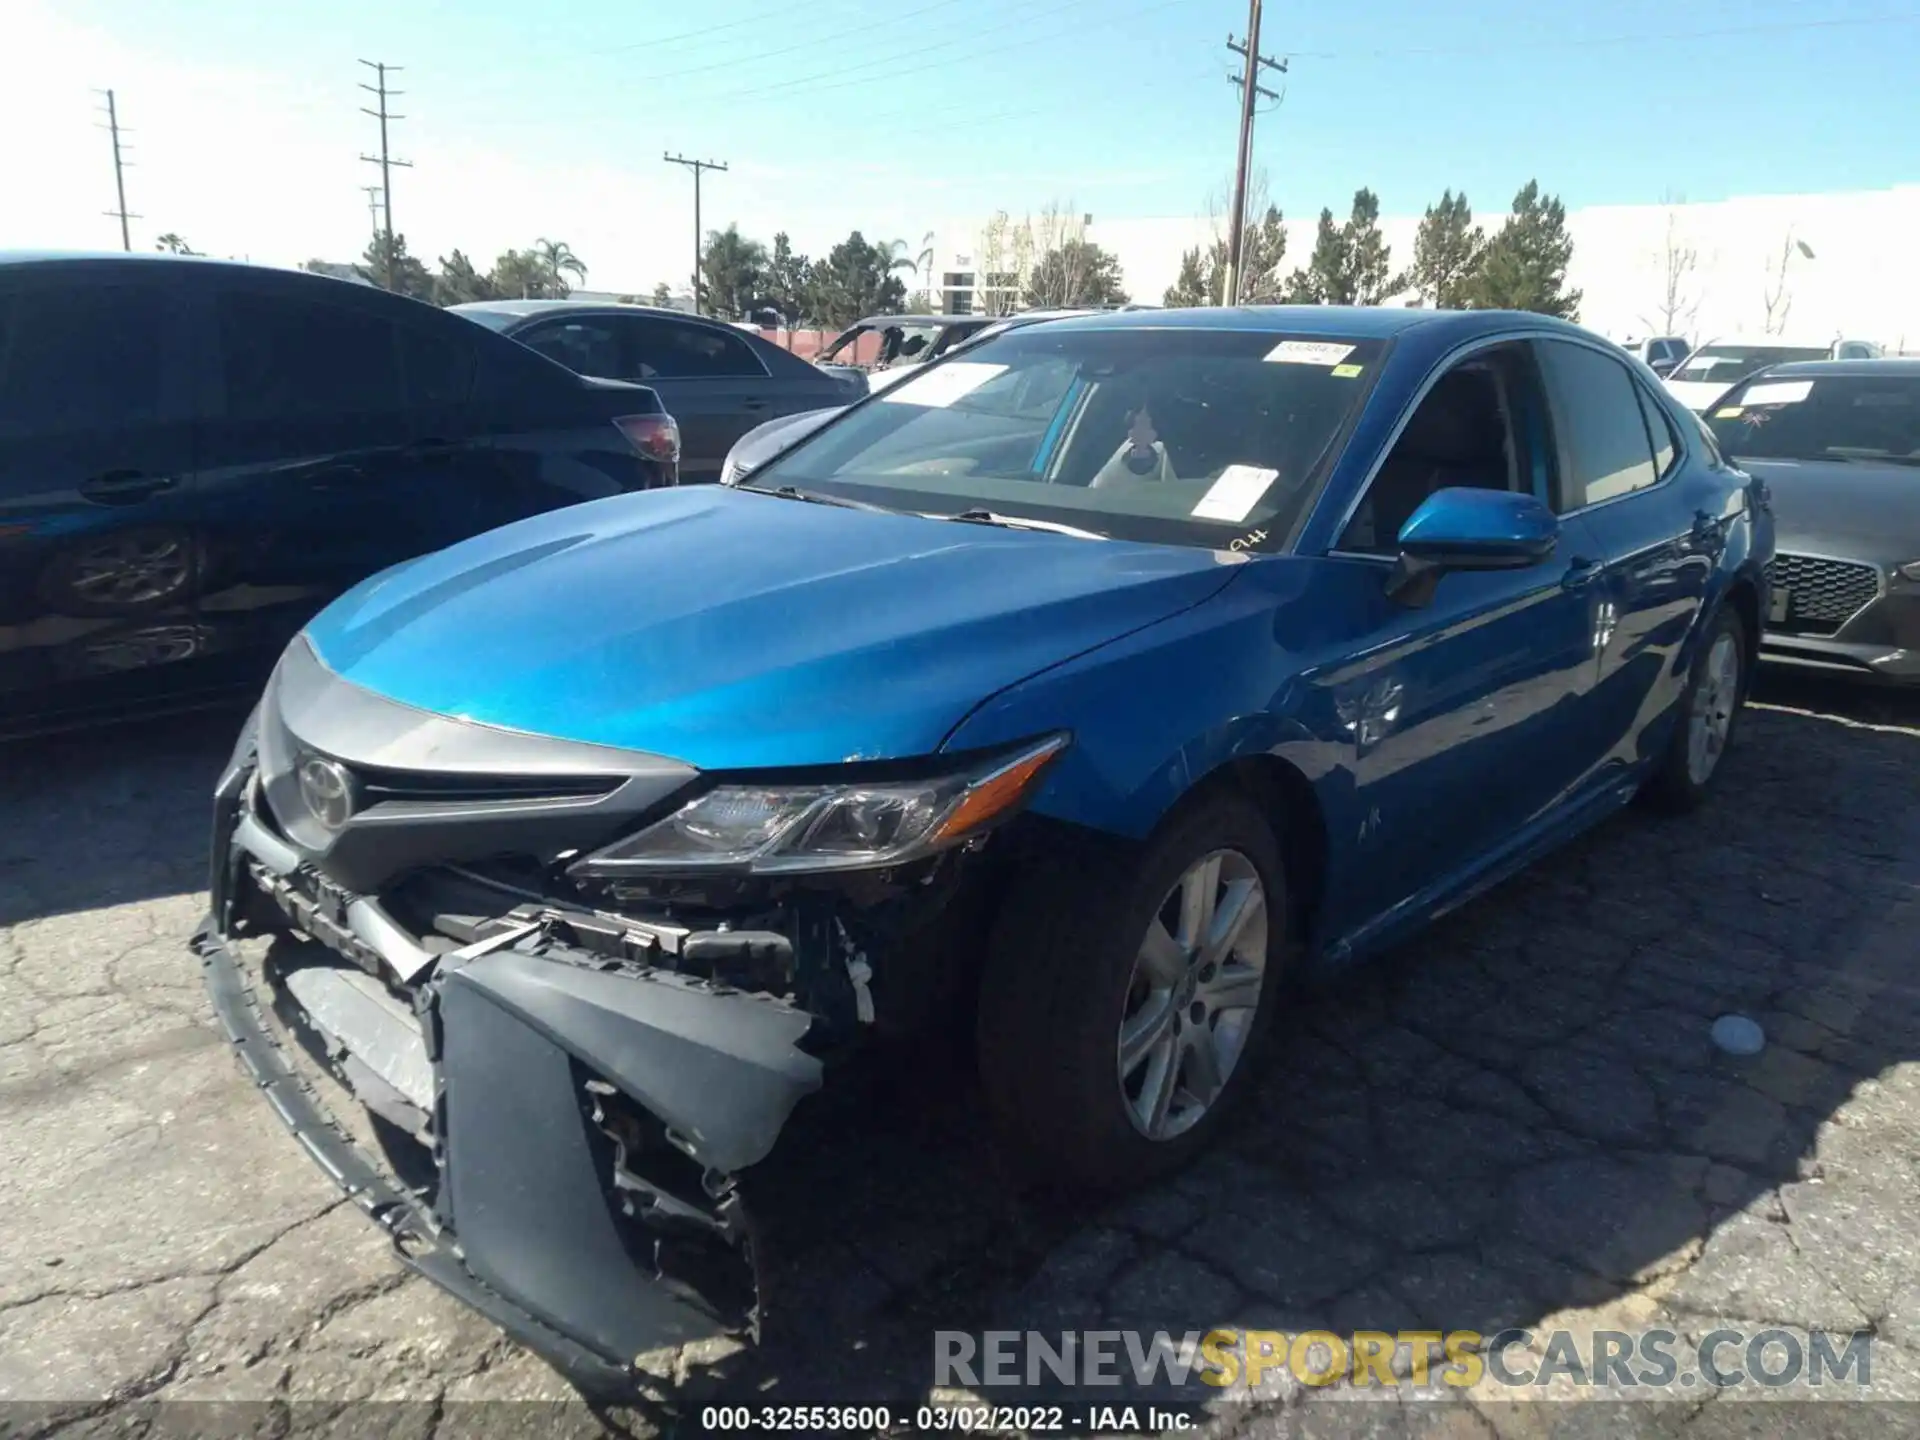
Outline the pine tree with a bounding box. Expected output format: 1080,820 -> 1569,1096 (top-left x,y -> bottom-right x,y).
1465,181 -> 1582,318
1344,189 -> 1396,305
1409,190 -> 1484,309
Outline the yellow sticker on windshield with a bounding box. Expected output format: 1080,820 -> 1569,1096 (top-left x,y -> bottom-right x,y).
1714,406 -> 1744,418
1331,363 -> 1364,378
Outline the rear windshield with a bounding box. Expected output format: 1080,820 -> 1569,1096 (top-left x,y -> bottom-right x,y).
1671,344 -> 1829,385
746,327 -> 1386,551
1707,373 -> 1920,463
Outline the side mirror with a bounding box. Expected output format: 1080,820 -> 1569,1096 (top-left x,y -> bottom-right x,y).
1386,488 -> 1560,607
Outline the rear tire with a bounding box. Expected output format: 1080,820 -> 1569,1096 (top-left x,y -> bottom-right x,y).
1642,605 -> 1747,814
975,792 -> 1288,1192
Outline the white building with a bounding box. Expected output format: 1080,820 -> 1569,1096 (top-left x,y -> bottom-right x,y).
916,184 -> 1920,351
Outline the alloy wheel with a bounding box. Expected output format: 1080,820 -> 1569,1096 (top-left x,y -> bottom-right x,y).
1686,631 -> 1741,786
1116,848 -> 1269,1141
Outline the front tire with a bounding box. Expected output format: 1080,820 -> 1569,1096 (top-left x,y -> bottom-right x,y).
976,792 -> 1288,1191
1643,604 -> 1747,813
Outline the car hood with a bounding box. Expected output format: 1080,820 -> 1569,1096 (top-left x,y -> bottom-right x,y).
300,486 -> 1242,770
1742,458 -> 1920,564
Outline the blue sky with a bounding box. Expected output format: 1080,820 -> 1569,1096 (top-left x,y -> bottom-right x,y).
10,0 -> 1920,288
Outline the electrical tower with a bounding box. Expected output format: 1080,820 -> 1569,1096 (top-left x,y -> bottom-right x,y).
358,60 -> 412,288
664,153 -> 729,315
95,90 -> 139,251
1223,1 -> 1286,306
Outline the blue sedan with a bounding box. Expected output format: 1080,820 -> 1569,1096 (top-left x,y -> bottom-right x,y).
198,306 -> 1771,1388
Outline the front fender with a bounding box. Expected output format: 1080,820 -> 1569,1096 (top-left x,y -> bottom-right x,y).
942,556 -> 1363,845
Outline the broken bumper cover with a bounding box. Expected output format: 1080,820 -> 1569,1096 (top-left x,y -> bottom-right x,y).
199,775 -> 826,1395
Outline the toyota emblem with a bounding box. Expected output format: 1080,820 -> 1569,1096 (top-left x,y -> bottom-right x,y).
297,756 -> 357,831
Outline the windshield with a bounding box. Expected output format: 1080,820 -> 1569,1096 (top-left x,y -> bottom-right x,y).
1671,344 -> 1829,385
818,320 -> 948,368
747,327 -> 1386,550
1708,373 -> 1920,463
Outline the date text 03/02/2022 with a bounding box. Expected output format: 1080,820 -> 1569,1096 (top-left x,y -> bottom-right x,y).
697,1405 -> 1198,1432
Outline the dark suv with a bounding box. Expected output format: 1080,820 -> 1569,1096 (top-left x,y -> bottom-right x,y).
0,253 -> 678,738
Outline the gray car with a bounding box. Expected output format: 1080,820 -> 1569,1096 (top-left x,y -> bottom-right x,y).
1704,357 -> 1920,684
453,300 -> 860,483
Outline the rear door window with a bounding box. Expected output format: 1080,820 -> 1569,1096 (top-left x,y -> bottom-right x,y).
618,318 -> 768,379
0,283 -> 170,437
1534,339 -> 1661,509
213,288 -> 473,419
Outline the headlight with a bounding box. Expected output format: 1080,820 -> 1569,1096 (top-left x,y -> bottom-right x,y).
572,734 -> 1068,876
1897,560 -> 1920,582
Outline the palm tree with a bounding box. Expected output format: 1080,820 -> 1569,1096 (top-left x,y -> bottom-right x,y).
534,238 -> 588,297
155,233 -> 196,255
882,238 -> 919,276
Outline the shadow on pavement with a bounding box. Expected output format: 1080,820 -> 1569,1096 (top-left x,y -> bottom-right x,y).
637,695 -> 1920,1429
0,705 -> 243,927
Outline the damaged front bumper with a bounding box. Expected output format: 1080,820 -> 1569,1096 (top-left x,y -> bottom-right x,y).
197,729 -> 878,1396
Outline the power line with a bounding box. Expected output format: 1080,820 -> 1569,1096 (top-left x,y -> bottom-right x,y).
692,0 -> 1189,110
362,184 -> 384,247
94,89 -> 138,252
357,59 -> 412,287
665,153 -> 728,316
1287,10 -> 1920,60
1223,3 -> 1285,307
616,0 -> 975,83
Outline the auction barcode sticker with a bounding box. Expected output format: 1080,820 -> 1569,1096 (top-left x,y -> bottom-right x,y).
1742,380 -> 1813,406
1191,464 -> 1278,522
1265,340 -> 1355,366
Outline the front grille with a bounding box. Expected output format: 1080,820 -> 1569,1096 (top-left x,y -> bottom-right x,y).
1766,553 -> 1881,635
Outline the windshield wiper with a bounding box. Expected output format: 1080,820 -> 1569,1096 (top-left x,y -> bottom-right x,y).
931,508 -> 1108,540
736,483 -> 896,512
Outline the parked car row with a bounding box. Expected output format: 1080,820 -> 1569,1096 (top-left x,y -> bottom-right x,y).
197,302 -> 1792,1393
0,253 -> 685,737
1664,334 -> 1884,413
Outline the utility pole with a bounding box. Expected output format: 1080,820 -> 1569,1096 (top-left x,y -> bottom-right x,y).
664,153 -> 728,315
1222,2 -> 1285,306
362,186 -> 385,254
95,90 -> 139,251
358,60 -> 412,289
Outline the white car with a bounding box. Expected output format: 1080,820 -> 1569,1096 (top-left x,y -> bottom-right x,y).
1665,336 -> 1884,412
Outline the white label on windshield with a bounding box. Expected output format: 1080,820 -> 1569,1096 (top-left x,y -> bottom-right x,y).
1743,380 -> 1813,405
877,361 -> 1007,407
1265,340 -> 1354,366
1191,464 -> 1278,522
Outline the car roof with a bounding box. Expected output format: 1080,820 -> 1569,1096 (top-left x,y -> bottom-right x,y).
1017,304 -> 1572,342
1757,357 -> 1920,379
449,298 -> 705,322
844,313 -> 979,329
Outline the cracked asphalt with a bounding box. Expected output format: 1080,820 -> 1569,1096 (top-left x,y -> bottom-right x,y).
3,673 -> 1919,1439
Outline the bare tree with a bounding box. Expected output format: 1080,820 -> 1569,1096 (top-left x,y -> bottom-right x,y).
1641,202 -> 1699,336
975,212 -> 1015,316
1762,231 -> 1813,336
1024,200 -> 1091,308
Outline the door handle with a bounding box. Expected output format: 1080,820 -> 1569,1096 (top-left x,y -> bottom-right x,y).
1561,555 -> 1604,590
78,470 -> 177,505
740,399 -> 770,411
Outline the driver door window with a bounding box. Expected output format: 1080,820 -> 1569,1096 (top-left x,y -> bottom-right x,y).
1338,350 -> 1528,555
